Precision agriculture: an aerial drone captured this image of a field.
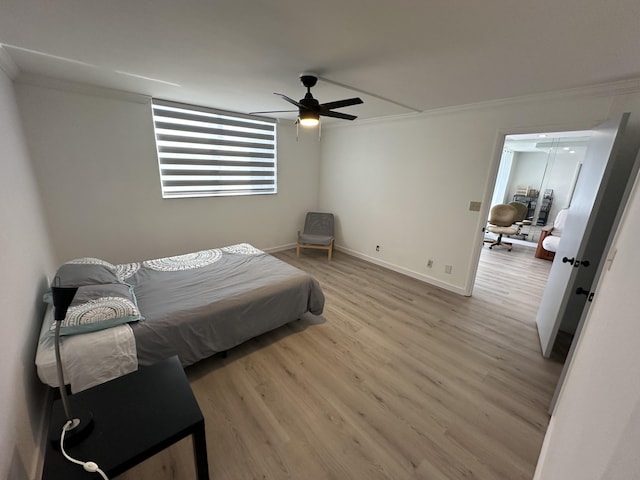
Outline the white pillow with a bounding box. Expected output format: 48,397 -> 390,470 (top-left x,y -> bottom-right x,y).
552,209 -> 569,237
542,235 -> 561,253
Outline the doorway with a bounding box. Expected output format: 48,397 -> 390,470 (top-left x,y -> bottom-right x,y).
477,129 -> 593,361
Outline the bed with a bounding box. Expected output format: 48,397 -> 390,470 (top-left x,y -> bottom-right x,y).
36,243 -> 325,392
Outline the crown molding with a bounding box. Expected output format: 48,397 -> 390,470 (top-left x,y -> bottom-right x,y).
325,76 -> 640,130
9,64 -> 640,126
15,72 -> 150,104
0,45 -> 20,79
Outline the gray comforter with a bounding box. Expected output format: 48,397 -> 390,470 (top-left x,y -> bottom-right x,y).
124,244 -> 325,366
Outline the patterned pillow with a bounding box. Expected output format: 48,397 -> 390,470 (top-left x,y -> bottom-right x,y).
50,283 -> 143,336
52,258 -> 121,287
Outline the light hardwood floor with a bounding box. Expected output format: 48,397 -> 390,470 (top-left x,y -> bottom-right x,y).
116,245 -> 559,480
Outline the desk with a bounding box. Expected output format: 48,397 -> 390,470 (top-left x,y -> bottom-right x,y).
42,356 -> 209,479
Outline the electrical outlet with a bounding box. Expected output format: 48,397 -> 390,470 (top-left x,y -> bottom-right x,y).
445,265 -> 452,274
427,259 -> 433,268
376,245 -> 380,252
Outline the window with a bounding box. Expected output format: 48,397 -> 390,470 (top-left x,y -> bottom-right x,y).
151,99 -> 277,198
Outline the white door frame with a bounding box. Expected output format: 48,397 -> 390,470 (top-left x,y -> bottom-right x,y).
465,121 -> 598,297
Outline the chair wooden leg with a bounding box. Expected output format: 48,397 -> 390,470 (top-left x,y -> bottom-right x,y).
297,241 -> 334,260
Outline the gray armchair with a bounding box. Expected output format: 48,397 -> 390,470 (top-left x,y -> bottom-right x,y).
297,212 -> 335,261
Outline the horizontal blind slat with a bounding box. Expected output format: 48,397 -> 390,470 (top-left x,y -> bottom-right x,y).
162,187 -> 275,195
158,146 -> 274,158
154,121 -> 275,141
156,134 -> 274,150
161,169 -> 274,176
163,180 -> 275,187
158,158 -> 275,168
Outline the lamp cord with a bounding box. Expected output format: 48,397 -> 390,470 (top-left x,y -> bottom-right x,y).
60,420 -> 109,480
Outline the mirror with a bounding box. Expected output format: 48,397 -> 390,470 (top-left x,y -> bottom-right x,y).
491,131 -> 591,245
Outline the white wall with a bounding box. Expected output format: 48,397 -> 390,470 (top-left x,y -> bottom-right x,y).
508,151 -> 548,201
319,88 -> 639,294
0,69 -> 55,479
533,168 -> 640,479
540,148 -> 585,222
15,79 -> 322,264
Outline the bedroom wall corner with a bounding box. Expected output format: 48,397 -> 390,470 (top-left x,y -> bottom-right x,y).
0,69 -> 56,479
276,123 -> 323,231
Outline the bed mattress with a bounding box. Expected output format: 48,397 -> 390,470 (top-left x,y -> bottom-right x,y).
126,244 -> 325,366
36,244 -> 325,391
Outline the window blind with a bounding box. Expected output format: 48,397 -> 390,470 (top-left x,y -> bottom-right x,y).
151,99 -> 277,198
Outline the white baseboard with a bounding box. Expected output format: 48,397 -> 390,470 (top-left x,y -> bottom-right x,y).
263,243 -> 296,253
335,245 -> 467,296
264,242 -> 467,296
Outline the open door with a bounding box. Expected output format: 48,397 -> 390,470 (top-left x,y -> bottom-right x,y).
536,113 -> 632,357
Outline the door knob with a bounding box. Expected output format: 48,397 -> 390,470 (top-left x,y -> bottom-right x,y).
576,287 -> 590,296
562,257 -> 590,268
573,259 -> 591,268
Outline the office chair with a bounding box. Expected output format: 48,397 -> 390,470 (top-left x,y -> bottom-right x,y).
484,204 -> 519,251
509,201 -> 531,239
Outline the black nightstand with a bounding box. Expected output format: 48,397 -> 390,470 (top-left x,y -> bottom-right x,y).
42,355 -> 209,479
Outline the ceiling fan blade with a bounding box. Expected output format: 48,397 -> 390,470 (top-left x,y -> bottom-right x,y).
319,97 -> 363,110
274,93 -> 306,109
322,110 -> 358,121
249,109 -> 297,115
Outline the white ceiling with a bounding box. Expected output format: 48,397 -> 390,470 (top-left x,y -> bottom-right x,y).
1,0 -> 639,124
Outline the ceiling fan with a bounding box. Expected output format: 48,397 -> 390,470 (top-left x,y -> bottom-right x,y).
251,73 -> 363,127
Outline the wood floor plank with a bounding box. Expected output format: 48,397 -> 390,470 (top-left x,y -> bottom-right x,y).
115,245 -> 560,480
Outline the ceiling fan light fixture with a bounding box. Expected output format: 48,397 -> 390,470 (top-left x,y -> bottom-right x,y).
299,111 -> 319,127
251,74 -> 362,126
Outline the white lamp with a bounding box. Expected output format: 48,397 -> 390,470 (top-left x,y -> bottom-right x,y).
299,110 -> 319,127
